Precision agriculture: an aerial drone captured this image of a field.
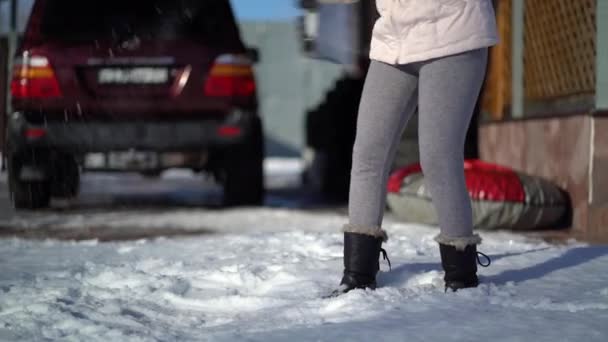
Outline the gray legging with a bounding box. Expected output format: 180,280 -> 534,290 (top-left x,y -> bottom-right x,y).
347,48 -> 488,240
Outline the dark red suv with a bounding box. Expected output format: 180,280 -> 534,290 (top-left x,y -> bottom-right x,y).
7,0 -> 264,209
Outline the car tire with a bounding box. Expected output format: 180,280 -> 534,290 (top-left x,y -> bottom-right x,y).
50,154 -> 80,198
221,117 -> 265,206
8,154 -> 51,210
304,76 -> 362,202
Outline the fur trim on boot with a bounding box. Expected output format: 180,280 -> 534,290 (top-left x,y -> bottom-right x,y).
342,224 -> 388,242
434,233 -> 482,251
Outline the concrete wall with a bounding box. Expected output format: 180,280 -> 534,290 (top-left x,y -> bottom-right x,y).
238,21 -> 343,157
590,116 -> 608,235
0,0 -> 32,34
480,114 -> 608,242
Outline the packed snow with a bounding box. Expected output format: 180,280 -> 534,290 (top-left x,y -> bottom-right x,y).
1,207 -> 608,341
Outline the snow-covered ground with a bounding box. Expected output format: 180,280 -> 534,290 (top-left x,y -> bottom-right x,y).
1,157 -> 607,340
1,208 -> 608,341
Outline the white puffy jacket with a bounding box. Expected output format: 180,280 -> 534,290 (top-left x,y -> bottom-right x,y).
370,0 -> 499,64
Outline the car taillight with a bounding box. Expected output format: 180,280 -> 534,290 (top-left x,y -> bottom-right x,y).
10,54 -> 62,99
25,128 -> 47,139
217,125 -> 242,137
204,54 -> 256,98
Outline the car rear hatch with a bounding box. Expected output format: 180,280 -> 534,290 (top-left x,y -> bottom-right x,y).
13,0 -> 251,120
63,44 -> 201,101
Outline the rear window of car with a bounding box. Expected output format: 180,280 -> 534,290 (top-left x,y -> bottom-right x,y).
39,0 -> 241,45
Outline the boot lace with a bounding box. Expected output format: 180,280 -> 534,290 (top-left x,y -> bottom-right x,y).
476,251 -> 491,267
380,248 -> 392,271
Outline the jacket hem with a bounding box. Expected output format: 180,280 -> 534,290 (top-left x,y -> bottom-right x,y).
370,36 -> 498,65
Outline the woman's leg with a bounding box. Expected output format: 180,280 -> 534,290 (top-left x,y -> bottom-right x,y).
335,60 -> 419,295
417,48 -> 487,239
346,61 -> 419,237
418,49 -> 488,291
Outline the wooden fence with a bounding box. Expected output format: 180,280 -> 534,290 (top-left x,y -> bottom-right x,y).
482,0 -> 597,119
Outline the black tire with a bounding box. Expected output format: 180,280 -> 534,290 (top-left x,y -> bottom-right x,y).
221,117 -> 265,206
8,154 -> 51,210
50,154 -> 80,198
304,76 -> 363,201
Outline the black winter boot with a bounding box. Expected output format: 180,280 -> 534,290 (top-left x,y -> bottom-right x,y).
436,234 -> 490,292
332,231 -> 390,296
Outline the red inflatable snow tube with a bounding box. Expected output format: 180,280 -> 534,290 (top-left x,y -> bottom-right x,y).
387,160 -> 570,231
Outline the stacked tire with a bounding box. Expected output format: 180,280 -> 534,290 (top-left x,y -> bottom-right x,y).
305,75 -> 364,201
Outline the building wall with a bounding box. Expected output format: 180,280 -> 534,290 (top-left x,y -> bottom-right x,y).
589,116 -> 608,237
0,0 -> 32,35
480,114 -> 608,241
238,21 -> 343,157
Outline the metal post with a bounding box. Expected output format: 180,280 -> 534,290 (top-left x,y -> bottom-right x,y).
597,0 -> 608,110
6,0 -> 18,117
511,0 -> 524,118
9,0 -> 17,29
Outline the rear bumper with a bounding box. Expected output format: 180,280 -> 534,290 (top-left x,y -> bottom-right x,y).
7,110 -> 256,153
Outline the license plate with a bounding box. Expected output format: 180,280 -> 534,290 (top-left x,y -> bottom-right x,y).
107,152 -> 159,170
98,67 -> 169,84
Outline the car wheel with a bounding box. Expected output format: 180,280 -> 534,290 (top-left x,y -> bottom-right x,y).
50,154 -> 80,198
221,117 -> 265,206
8,154 -> 51,210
